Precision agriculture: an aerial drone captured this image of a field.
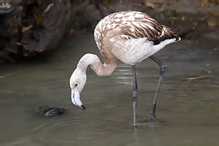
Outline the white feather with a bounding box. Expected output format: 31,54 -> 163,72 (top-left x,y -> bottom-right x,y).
145,23 -> 155,30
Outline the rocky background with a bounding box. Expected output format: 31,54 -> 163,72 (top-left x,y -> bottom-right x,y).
0,0 -> 218,64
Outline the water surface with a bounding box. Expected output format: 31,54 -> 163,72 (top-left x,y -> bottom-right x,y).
0,34 -> 219,145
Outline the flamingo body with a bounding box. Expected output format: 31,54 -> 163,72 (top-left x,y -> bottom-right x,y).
94,11 -> 180,65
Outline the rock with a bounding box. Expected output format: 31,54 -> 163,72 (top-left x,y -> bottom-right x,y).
34,105 -> 66,117
44,107 -> 66,117
21,0 -> 71,58
0,0 -> 71,63
0,5 -> 23,63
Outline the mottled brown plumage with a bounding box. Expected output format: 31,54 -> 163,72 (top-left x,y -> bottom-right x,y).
94,11 -> 180,65
95,11 -> 179,48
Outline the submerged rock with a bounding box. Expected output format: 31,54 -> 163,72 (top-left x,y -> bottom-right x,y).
34,105 -> 66,118
44,107 -> 66,117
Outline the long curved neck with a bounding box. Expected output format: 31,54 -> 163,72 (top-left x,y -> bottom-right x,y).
76,53 -> 117,76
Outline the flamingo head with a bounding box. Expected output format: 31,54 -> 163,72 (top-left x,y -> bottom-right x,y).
69,68 -> 87,110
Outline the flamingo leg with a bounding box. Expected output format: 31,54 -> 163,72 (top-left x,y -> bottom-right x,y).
148,55 -> 166,121
132,65 -> 138,127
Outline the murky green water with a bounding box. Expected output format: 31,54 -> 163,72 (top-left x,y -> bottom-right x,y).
0,34 -> 219,145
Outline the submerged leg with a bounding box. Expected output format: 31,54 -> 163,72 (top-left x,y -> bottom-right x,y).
148,55 -> 167,121
132,65 -> 138,127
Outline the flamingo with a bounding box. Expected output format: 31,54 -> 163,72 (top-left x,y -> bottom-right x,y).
69,11 -> 180,127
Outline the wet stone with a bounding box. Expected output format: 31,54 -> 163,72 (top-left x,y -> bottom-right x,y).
34,105 -> 66,118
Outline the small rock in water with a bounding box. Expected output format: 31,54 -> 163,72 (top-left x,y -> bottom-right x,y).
44,107 -> 66,117
34,105 -> 66,117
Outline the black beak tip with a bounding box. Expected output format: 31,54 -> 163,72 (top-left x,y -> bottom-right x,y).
81,105 -> 86,110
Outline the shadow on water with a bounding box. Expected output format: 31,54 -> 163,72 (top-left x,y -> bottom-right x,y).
0,34 -> 219,145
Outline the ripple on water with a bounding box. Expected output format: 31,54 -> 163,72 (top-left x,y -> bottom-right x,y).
136,119 -> 166,128
30,118 -> 135,144
30,117 -> 166,145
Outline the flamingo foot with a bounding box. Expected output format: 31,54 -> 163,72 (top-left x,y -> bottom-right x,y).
147,111 -> 156,121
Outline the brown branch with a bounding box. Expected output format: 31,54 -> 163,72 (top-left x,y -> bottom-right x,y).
0,68 -> 29,79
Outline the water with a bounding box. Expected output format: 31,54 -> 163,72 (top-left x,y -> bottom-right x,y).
0,34 -> 219,145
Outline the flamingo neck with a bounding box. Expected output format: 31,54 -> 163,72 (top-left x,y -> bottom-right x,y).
77,53 -> 117,76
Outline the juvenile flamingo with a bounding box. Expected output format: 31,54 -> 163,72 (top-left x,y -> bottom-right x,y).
70,11 -> 180,127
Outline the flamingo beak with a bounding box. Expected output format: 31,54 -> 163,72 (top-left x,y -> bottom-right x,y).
71,88 -> 86,110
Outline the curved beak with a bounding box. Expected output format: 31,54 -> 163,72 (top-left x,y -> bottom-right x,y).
71,87 -> 86,110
